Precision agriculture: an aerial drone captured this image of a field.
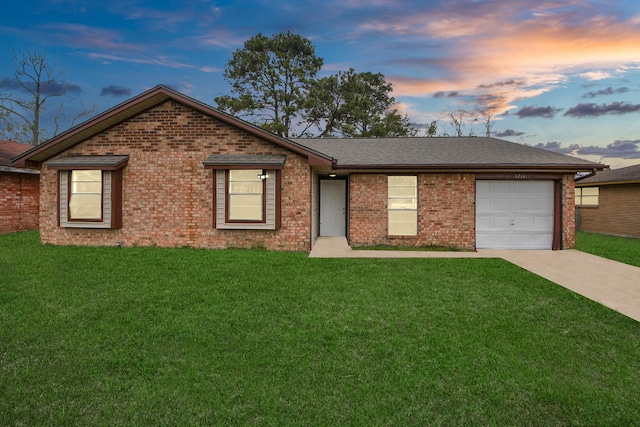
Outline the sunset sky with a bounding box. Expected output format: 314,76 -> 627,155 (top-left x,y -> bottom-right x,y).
2,0 -> 639,167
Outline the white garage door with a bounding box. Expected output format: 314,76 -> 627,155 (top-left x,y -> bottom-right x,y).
476,180 -> 554,249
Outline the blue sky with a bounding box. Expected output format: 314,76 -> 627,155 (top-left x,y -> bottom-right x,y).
2,0 -> 640,167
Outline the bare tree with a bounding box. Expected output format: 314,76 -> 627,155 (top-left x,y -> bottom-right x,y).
0,48 -> 95,145
443,109 -> 476,137
482,112 -> 494,137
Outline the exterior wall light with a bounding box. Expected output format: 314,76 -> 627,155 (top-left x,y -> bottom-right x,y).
258,170 -> 269,180
329,173 -> 337,178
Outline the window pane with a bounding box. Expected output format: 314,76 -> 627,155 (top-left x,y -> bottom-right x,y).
388,175 -> 418,236
72,182 -> 102,193
70,170 -> 102,219
72,170 -> 101,182
576,187 -> 599,206
582,187 -> 599,196
227,169 -> 264,221
229,195 -> 263,220
388,198 -> 417,209
70,194 -> 102,219
389,176 -> 417,186
388,186 -> 417,198
389,210 -> 417,235
229,181 -> 263,194
229,169 -> 262,181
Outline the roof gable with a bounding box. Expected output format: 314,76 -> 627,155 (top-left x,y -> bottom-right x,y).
576,163 -> 640,185
11,85 -> 332,167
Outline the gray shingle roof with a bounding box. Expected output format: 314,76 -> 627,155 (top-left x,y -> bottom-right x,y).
291,137 -> 602,170
47,155 -> 129,169
0,140 -> 32,167
576,163 -> 640,185
0,165 -> 39,174
203,154 -> 286,168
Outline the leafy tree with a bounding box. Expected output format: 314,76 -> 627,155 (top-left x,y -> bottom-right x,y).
216,34 -> 417,138
0,48 -> 95,145
426,120 -> 438,137
306,68 -> 417,137
214,31 -> 323,137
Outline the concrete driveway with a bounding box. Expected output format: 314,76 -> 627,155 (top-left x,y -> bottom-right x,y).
310,237 -> 640,322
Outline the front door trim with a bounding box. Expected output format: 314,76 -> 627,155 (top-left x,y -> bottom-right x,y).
319,177 -> 347,237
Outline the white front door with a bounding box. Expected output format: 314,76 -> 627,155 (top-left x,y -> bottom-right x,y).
320,179 -> 346,236
476,180 -> 554,249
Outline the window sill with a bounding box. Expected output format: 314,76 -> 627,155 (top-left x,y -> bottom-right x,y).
62,222 -> 114,229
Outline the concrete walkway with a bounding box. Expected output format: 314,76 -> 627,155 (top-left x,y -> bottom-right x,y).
310,237 -> 640,322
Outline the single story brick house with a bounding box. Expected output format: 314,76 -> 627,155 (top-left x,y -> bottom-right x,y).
575,163 -> 640,238
1,140 -> 39,234
12,85 -> 603,251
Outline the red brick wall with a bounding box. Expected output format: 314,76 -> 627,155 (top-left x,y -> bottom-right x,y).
562,175 -> 576,248
577,184 -> 640,238
40,100 -> 312,250
349,173 -> 476,249
0,172 -> 40,234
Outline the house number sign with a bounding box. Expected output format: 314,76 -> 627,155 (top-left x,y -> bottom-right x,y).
515,174 -> 526,179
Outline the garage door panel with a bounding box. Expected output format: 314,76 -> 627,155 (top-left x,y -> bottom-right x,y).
476,180 -> 554,250
492,214 -> 512,228
477,232 -> 512,248
512,233 -> 553,249
512,197 -> 535,211
533,216 -> 554,230
492,199 -> 511,211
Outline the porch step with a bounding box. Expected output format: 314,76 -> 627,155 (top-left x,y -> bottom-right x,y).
309,237 -> 352,258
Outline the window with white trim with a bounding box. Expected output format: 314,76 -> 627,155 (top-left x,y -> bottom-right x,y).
388,175 -> 418,236
575,187 -> 599,206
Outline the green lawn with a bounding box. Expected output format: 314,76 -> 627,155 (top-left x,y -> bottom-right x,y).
576,231 -> 640,267
1,231 -> 639,426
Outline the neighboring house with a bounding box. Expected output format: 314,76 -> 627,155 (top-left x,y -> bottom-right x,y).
575,163 -> 640,238
11,86 -> 603,251
0,140 -> 40,234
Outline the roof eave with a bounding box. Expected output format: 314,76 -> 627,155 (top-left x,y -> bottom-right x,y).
10,85 -> 333,167
576,179 -> 640,186
331,163 -> 605,173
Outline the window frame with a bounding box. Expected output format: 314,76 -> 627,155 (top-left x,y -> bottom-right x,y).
68,169 -> 105,222
575,186 -> 599,207
203,154 -> 286,231
47,156 -> 128,230
224,169 -> 267,224
388,175 -> 418,236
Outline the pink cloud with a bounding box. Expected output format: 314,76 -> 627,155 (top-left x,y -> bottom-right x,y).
372,1 -> 640,116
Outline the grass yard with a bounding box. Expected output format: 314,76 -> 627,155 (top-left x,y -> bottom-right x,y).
576,231 -> 640,267
1,231 -> 639,426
